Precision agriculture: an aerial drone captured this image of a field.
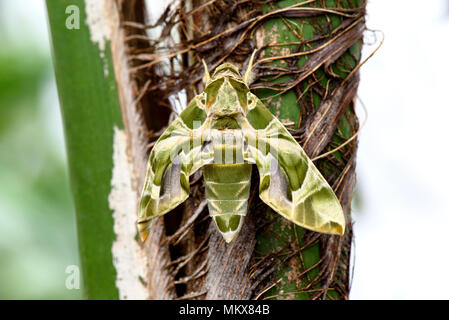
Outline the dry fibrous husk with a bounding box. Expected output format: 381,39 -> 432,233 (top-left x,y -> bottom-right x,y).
115,0 -> 366,300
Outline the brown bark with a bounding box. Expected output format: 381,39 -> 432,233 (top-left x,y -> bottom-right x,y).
110,0 -> 365,300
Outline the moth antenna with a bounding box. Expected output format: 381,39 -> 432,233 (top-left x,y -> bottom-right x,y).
243,49 -> 257,84
202,59 -> 211,84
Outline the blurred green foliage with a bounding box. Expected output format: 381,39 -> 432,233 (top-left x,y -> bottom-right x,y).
0,3 -> 81,299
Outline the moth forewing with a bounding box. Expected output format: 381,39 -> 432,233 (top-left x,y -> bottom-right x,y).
138,61 -> 346,244
242,94 -> 345,235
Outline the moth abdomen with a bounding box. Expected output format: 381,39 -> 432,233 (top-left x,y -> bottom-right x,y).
202,163 -> 252,243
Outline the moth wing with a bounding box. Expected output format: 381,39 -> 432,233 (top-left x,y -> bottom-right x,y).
243,93 -> 345,235
138,96 -> 212,241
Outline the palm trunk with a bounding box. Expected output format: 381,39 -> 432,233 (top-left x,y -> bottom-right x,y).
47,0 -> 365,299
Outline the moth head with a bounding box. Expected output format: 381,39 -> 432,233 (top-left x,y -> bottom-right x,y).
211,63 -> 242,81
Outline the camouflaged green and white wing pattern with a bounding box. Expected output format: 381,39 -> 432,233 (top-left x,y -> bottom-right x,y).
137,95 -> 213,241
242,93 -> 345,235
138,61 -> 345,243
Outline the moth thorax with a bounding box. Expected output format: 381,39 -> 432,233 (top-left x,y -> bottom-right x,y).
209,78 -> 241,117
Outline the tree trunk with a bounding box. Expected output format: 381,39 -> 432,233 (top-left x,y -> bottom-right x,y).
48,0 -> 365,299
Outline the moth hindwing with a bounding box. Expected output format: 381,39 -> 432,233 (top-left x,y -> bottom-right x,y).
138,61 -> 345,243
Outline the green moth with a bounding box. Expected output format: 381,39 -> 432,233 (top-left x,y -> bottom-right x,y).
138,56 -> 345,243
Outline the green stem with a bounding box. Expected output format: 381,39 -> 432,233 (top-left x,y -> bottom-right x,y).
46,0 -> 123,299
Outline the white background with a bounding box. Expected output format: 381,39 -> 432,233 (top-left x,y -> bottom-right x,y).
351,0 -> 449,299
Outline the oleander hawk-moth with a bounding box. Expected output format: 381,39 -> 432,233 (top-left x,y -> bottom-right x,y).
138,57 -> 345,243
